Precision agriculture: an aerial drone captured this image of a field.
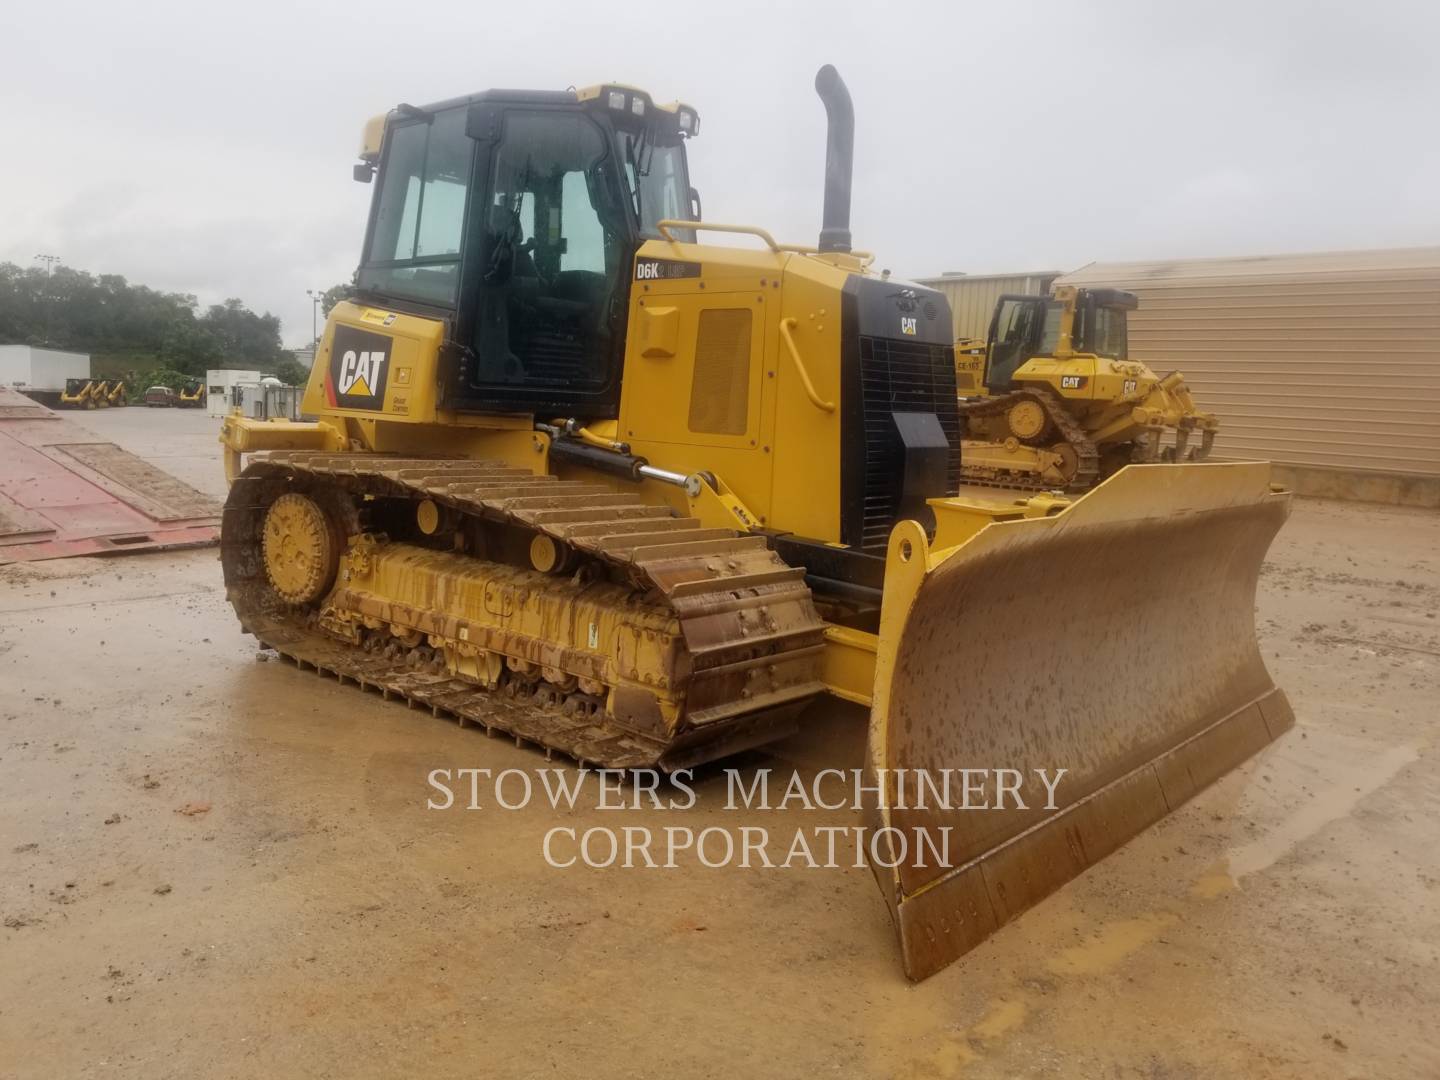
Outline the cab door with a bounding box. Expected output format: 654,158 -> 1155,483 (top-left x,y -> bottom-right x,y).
985,296 -> 1046,391
456,107 -> 634,415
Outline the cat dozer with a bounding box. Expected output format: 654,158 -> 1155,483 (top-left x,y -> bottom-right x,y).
219,67 -> 1292,980
954,286 -> 1219,491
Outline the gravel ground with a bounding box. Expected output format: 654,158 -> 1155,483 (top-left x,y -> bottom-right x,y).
1,406 -> 1436,1079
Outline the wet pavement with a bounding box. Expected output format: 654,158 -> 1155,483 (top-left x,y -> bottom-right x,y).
1,407 -> 1437,1079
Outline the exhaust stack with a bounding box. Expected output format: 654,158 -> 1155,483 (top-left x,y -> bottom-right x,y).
814,65 -> 854,254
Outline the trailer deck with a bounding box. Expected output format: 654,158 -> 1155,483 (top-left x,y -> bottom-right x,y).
0,387 -> 220,562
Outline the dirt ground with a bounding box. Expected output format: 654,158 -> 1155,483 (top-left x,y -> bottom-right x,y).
1,407 -> 1437,1079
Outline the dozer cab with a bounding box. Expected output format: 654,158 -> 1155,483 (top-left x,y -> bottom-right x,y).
220,67 -> 1292,980
954,286 -> 1219,491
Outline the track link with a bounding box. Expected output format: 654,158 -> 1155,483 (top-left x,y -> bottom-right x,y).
957,388 -> 1099,493
222,453 -> 828,770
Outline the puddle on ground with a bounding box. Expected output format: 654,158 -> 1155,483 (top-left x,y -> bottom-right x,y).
1194,742 -> 1419,896
888,999 -> 1027,1079
1046,912 -> 1177,977
970,998 -> 1028,1041
1190,871 -> 1237,899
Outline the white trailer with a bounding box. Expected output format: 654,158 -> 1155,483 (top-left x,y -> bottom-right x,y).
0,345 -> 91,404
205,368 -> 263,417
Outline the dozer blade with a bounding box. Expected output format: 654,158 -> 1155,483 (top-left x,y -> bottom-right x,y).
865,462 -> 1294,980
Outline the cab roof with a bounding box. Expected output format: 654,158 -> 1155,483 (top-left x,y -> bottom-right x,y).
358,84 -> 698,162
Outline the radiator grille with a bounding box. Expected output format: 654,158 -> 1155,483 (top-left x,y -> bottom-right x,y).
688,308 -> 751,435
857,336 -> 962,551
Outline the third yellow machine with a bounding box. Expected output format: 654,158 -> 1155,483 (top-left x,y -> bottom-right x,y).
221,67 -> 1293,980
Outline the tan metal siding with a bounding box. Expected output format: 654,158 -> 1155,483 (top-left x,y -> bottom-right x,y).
1058,250 -> 1440,477
913,273 -> 1059,341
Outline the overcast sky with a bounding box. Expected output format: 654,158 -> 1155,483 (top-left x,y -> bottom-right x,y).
4,0 -> 1437,347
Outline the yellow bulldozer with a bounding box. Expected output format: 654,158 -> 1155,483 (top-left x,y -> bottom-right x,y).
954,285 -> 1219,491
178,381 -> 206,408
219,67 -> 1292,980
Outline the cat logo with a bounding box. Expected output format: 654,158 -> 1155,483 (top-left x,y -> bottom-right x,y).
1123,378 -> 1138,395
335,351 -> 383,397
1061,375 -> 1084,390
900,316 -> 918,336
338,349 -> 385,397
327,324 -> 392,411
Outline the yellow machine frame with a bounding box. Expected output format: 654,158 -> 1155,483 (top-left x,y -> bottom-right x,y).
218,67 -> 1292,982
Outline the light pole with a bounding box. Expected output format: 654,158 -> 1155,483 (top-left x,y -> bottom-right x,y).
35,254 -> 61,344
305,288 -> 325,347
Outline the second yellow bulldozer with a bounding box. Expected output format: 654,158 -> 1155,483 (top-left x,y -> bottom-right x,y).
954,285 -> 1219,491
220,66 -> 1292,981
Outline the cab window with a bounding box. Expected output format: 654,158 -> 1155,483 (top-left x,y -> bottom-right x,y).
621,138 -> 694,241
1086,306 -> 1128,359
469,110 -> 628,394
1038,301 -> 1063,355
987,297 -> 1045,390
359,107 -> 473,306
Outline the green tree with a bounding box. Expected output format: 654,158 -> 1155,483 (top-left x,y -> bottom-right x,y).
200,299 -> 286,368
0,262 -> 286,380
320,283 -> 351,318
270,354 -> 311,387
131,366 -> 194,393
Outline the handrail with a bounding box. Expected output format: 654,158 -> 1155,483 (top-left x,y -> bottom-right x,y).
655,220 -> 874,265
777,243 -> 875,264
778,318 -> 836,413
656,220 -> 780,249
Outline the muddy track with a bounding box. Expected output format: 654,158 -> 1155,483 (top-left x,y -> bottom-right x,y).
221,453 -> 829,770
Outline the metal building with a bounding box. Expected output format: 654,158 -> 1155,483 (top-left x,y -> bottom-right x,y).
912,271 -> 1059,342
205,368 -> 262,417
1058,248 -> 1440,507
